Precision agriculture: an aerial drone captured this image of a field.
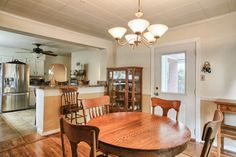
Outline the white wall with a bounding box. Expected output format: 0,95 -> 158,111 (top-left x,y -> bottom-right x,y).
116,12 -> 236,150
116,45 -> 151,95
44,55 -> 71,80
71,49 -> 107,85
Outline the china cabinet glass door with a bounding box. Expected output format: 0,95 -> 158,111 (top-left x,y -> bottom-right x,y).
107,67 -> 142,112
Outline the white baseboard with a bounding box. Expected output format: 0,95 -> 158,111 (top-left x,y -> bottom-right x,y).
37,128 -> 60,136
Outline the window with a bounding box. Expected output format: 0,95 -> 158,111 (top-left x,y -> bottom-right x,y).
161,52 -> 185,94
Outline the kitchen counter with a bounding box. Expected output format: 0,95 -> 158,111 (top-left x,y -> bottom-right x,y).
30,84 -> 104,89
35,85 -> 105,136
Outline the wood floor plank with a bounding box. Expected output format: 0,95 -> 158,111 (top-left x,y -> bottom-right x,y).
0,151 -> 11,157
29,139 -> 60,157
22,133 -> 45,144
8,146 -> 30,157
0,136 -> 25,152
49,133 -> 91,157
0,132 -> 235,157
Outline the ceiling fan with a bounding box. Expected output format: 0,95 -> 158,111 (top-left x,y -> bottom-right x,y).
18,43 -> 58,58
32,43 -> 57,57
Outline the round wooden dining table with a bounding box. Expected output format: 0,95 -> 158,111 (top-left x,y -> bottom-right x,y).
88,112 -> 191,157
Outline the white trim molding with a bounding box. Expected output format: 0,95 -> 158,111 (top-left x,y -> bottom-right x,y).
37,128 -> 60,136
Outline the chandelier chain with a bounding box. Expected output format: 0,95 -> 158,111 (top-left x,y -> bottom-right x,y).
138,0 -> 141,12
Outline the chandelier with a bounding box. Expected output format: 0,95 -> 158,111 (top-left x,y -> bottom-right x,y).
108,0 -> 168,48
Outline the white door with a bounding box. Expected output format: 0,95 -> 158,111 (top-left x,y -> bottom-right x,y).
153,42 -> 196,138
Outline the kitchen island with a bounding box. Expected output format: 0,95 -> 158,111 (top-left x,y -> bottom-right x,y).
34,85 -> 105,136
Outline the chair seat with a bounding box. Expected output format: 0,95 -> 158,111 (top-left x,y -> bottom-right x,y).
61,104 -> 86,124
61,104 -> 81,114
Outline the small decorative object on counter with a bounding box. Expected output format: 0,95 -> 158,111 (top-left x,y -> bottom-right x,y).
73,63 -> 89,85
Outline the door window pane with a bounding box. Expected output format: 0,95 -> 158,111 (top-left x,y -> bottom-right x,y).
161,52 -> 185,94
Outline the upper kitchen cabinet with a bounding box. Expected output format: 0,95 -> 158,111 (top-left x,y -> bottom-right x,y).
0,56 -> 26,63
26,58 -> 44,76
0,56 -> 12,63
13,57 -> 26,63
107,67 -> 143,112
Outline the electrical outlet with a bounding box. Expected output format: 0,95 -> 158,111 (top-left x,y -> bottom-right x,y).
200,75 -> 205,81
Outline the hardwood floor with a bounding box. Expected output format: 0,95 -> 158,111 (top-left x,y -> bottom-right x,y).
0,133 -> 235,157
0,133 -> 91,157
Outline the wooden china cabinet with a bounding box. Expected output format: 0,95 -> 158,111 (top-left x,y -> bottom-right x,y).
107,67 -> 143,112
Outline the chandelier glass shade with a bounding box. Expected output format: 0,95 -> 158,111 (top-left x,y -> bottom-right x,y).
108,0 -> 168,48
128,18 -> 150,34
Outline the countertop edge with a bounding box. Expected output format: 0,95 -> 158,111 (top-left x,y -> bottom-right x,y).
30,85 -> 105,89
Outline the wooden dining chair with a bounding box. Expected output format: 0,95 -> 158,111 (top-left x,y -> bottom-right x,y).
200,109 -> 223,157
81,95 -> 110,123
151,97 -> 181,120
60,117 -> 104,157
61,86 -> 86,124
176,110 -> 223,157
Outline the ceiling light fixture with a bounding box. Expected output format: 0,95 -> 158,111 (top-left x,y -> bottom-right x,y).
108,0 -> 168,48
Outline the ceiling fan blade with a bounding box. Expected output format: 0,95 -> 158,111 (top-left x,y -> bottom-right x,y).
20,48 -> 31,51
16,51 -> 32,53
43,51 -> 54,53
42,52 -> 57,56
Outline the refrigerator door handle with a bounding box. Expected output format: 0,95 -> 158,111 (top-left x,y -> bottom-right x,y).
3,92 -> 29,96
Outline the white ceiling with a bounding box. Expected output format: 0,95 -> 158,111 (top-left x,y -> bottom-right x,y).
0,0 -> 235,40
0,30 -> 94,56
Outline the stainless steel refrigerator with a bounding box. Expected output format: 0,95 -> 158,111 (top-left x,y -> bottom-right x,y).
0,60 -> 30,112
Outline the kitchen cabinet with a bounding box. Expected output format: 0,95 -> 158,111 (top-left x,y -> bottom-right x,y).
0,56 -> 27,63
13,57 -> 26,63
107,67 -> 143,112
26,58 -> 44,76
0,56 -> 12,63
